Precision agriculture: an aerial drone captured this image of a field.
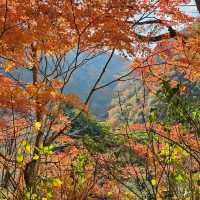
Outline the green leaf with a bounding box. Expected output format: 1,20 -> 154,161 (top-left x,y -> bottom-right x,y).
47,191 -> 53,198
175,174 -> 184,182
24,191 -> 31,199
107,191 -> 112,196
16,153 -> 24,163
149,108 -> 157,122
43,146 -> 53,155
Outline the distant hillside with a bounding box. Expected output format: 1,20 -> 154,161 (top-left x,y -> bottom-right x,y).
63,53 -> 128,119
4,52 -> 128,119
108,70 -> 200,128
108,25 -> 200,127
108,78 -> 145,128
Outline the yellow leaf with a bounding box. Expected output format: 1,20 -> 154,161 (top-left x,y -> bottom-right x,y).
4,64 -> 13,72
32,121 -> 42,131
21,140 -> 27,146
25,143 -> 31,153
4,61 -> 15,72
52,178 -> 63,187
107,192 -> 112,196
151,179 -> 157,186
39,142 -> 43,149
33,154 -> 39,160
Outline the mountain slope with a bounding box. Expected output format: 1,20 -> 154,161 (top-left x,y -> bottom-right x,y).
4,53 -> 128,119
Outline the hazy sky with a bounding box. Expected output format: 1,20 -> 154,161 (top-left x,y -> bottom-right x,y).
180,0 -> 199,17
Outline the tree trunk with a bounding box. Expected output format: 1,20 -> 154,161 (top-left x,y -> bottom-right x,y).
195,0 -> 200,14
24,160 -> 39,190
23,44 -> 41,191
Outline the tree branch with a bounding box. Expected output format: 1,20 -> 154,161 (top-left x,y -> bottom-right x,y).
128,19 -> 163,26
135,26 -> 177,42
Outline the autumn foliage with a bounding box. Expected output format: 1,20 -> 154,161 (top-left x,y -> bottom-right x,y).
0,0 -> 199,199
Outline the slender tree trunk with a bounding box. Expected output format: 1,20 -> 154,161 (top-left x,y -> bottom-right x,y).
195,0 -> 200,14
23,45 -> 42,191
24,160 -> 39,189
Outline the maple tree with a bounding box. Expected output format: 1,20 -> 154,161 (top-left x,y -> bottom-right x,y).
117,5 -> 200,200
0,0 -> 199,199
